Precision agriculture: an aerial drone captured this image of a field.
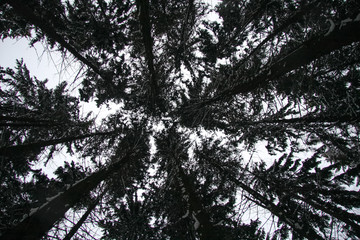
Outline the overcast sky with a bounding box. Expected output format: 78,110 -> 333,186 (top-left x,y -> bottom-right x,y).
0,38 -> 72,87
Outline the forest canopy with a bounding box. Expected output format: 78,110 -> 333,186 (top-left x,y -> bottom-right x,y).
0,0 -> 360,239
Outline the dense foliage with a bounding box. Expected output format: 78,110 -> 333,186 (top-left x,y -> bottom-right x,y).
1,0 -> 360,239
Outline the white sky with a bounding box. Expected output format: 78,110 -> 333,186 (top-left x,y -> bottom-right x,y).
0,38 -> 74,88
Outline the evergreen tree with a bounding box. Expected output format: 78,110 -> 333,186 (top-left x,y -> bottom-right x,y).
1,0 -> 360,239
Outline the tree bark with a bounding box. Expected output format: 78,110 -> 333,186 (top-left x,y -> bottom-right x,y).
135,0 -> 163,112
177,165 -> 215,240
233,114 -> 360,127
199,20 -> 360,105
0,116 -> 57,123
232,20 -> 360,96
0,152 -> 132,240
136,0 -> 155,80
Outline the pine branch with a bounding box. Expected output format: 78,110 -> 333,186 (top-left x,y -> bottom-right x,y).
200,20 -> 360,105
0,152 -> 131,240
5,0 -> 109,82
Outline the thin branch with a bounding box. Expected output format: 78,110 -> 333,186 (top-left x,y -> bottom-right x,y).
6,0 -> 109,82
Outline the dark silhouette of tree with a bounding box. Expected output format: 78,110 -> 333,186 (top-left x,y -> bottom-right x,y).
62,195 -> 101,240
0,125 -> 149,239
1,0 -> 360,239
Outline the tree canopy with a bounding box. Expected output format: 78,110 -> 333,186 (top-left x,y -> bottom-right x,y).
0,0 -> 360,239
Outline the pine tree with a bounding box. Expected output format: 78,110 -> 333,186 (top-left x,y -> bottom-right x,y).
1,0 -> 360,239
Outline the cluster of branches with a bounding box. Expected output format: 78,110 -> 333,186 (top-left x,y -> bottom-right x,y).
0,0 -> 360,239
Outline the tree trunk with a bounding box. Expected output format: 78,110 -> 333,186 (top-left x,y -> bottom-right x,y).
0,122 -> 58,127
0,115 -> 58,123
0,152 -> 132,240
208,161 -> 324,240
0,115 -> 89,128
135,0 -> 164,112
293,194 -> 360,237
0,130 -> 113,155
198,20 -> 360,105
63,195 -> 102,240
247,163 -> 360,238
177,165 -> 215,240
234,114 -> 360,127
237,1 -> 319,67
232,19 -> 360,96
